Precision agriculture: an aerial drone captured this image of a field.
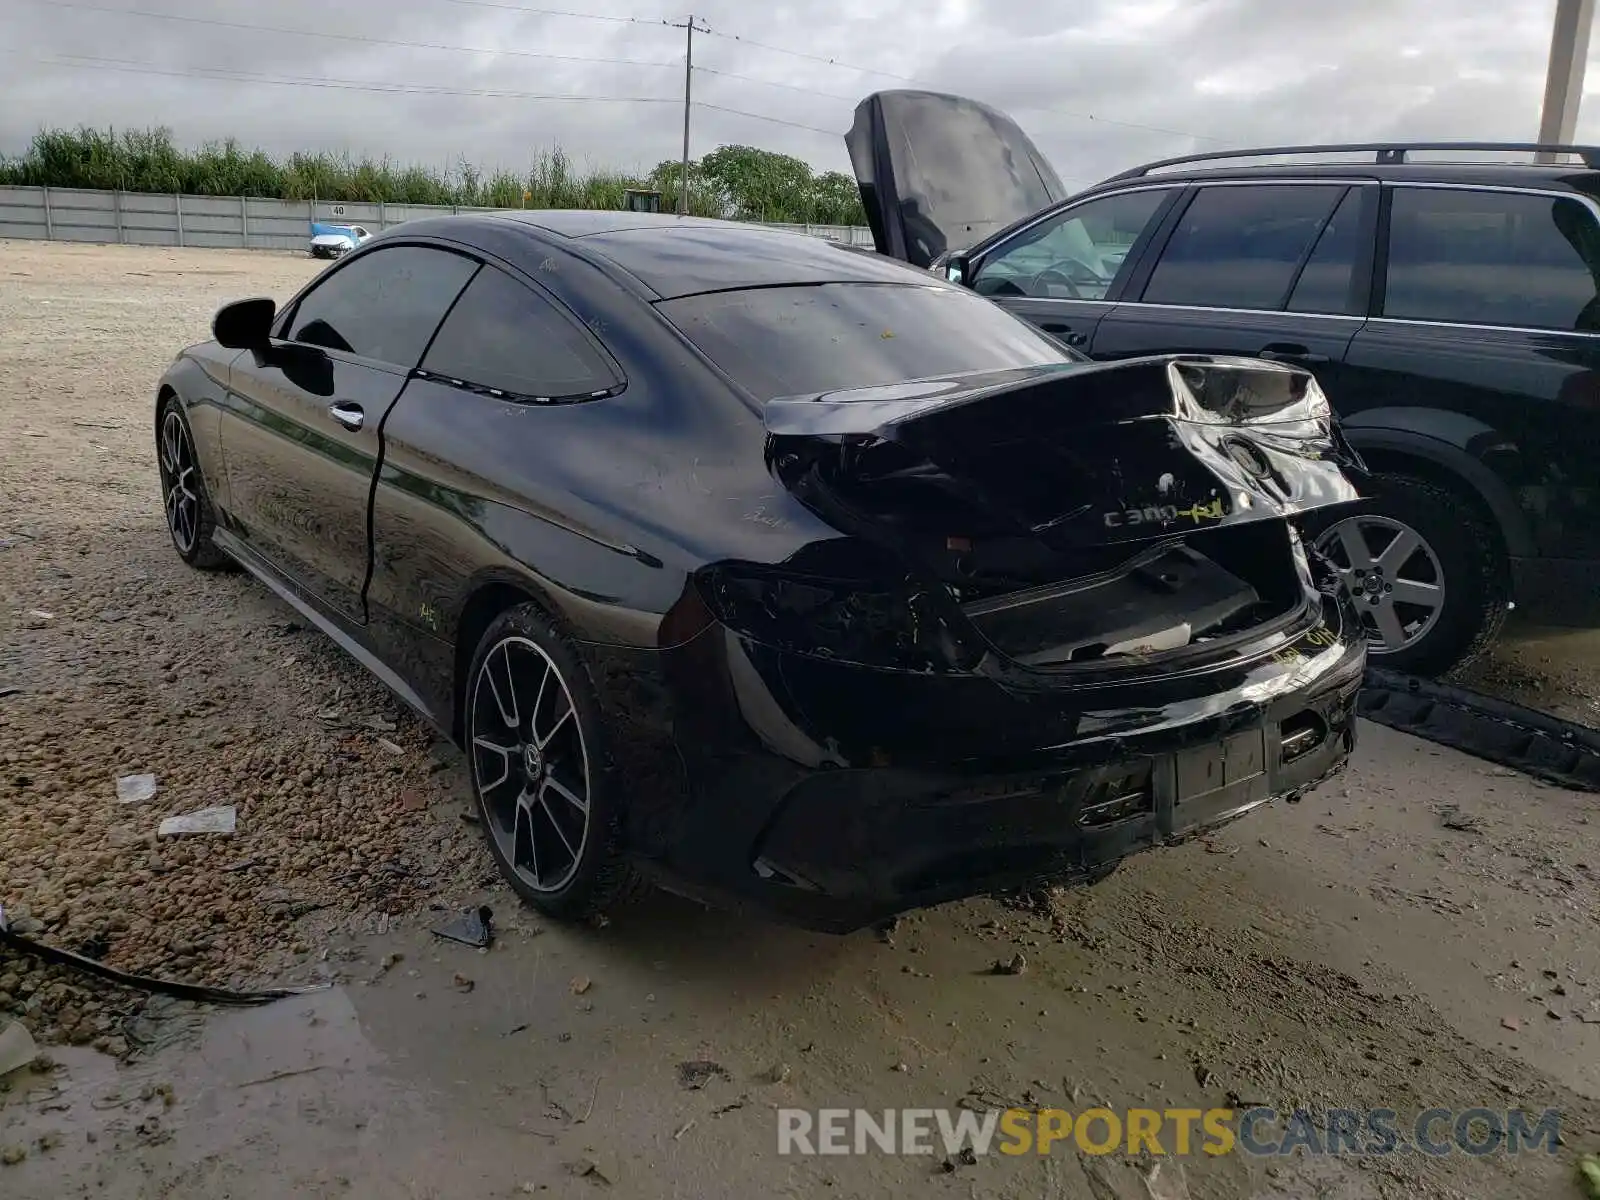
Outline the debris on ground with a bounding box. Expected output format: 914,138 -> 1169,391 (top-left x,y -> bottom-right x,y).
764,1062 -> 791,1084
676,1060 -> 731,1090
990,953 -> 1028,976
431,906 -> 494,949
1439,805 -> 1485,833
0,1020 -> 40,1078
114,773 -> 158,804
1502,1016 -> 1521,1031
1578,1154 -> 1600,1200
1,1145 -> 26,1166
157,805 -> 237,837
570,975 -> 592,995
452,973 -> 475,993
567,1157 -> 614,1185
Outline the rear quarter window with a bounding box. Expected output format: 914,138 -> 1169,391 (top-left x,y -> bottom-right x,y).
1382,187 -> 1600,331
659,282 -> 1071,401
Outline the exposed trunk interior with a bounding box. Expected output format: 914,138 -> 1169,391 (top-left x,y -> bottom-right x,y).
765,358 -> 1358,672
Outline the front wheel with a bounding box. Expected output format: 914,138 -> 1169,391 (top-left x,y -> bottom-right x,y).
1309,472 -> 1510,676
157,397 -> 229,570
464,604 -> 643,922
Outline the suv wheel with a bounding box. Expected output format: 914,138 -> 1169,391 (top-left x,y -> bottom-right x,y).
1310,472 -> 1510,676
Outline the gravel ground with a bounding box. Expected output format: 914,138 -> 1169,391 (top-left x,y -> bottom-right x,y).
0,241 -> 491,1046
2,240 -> 1599,1199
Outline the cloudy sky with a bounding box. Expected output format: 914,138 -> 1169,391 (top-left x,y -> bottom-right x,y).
0,0 -> 1586,188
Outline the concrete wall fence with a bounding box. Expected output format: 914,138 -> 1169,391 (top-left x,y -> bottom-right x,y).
0,185 -> 874,251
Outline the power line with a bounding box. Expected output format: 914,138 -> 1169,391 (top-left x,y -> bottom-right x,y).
696,19 -> 1224,144
440,0 -> 670,26
26,0 -> 680,70
697,23 -> 918,84
7,49 -> 680,103
692,101 -> 840,137
692,64 -> 856,103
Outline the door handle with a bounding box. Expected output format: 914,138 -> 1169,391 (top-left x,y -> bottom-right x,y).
1041,324 -> 1088,346
328,402 -> 365,432
1258,344 -> 1330,365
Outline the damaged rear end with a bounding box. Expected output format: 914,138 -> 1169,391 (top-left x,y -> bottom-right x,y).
760,354 -> 1362,682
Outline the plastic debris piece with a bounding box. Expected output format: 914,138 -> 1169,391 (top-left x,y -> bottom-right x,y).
431,905 -> 493,949
158,805 -> 237,837
1,905 -> 325,1006
0,1021 -> 39,1080
116,773 -> 158,804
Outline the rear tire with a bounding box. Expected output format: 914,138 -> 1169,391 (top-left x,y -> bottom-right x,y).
464,603 -> 644,923
157,397 -> 229,570
1309,472 -> 1509,676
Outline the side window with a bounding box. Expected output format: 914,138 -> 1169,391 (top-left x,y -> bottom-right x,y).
1287,187 -> 1368,314
1141,184 -> 1347,311
1383,187 -> 1600,331
421,267 -> 619,400
972,188 -> 1174,301
287,245 -> 477,367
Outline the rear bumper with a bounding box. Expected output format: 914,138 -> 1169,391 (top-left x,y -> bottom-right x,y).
733,675 -> 1356,932
612,591 -> 1366,933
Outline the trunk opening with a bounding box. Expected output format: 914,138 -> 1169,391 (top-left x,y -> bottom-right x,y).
764,357 -> 1359,676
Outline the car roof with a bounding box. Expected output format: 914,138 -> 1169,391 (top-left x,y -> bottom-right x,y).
377,210 -> 929,300
1082,161 -> 1600,194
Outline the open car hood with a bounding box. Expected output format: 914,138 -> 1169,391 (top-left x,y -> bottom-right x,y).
846,90 -> 1067,268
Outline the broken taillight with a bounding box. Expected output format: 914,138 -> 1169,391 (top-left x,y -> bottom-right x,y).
693,562 -> 965,671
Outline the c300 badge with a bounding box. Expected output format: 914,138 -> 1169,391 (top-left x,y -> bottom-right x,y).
1103,498 -> 1225,528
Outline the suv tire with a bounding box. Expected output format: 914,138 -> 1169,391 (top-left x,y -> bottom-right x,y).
1309,472 -> 1510,677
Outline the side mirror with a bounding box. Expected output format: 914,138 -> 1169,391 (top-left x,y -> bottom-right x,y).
213,296 -> 276,350
943,253 -> 970,286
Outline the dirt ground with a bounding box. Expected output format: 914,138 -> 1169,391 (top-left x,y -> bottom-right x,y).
2,239 -> 1600,1200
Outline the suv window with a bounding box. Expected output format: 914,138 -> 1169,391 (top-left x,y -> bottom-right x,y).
1383,187 -> 1600,331
1287,187 -> 1367,314
421,267 -> 619,400
661,282 -> 1070,402
287,245 -> 477,367
1141,184 -> 1347,311
972,189 -> 1174,302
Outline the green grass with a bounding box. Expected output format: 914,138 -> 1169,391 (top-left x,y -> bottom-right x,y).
0,126 -> 866,224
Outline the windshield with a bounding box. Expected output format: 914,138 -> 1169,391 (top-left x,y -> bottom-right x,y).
660,282 -> 1078,402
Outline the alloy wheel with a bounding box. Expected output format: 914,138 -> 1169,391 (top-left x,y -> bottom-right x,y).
468,636 -> 591,893
1314,515 -> 1447,655
159,409 -> 200,554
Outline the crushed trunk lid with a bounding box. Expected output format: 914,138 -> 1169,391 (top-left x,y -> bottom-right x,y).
846,90 -> 1068,268
766,355 -> 1361,670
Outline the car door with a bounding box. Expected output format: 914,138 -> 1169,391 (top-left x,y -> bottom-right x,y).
1090,181 -> 1377,400
962,186 -> 1184,352
364,261 -> 626,702
1342,182 -> 1600,566
220,242 -> 478,624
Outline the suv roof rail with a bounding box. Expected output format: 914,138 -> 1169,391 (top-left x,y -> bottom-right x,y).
1107,141 -> 1600,180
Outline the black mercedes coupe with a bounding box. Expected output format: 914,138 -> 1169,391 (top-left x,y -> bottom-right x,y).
154,212 -> 1366,932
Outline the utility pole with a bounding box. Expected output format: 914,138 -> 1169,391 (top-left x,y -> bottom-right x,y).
679,15 -> 695,215
1538,0 -> 1596,158
662,15 -> 710,214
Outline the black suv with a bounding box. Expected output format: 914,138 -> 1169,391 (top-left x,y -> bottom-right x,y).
847,89 -> 1600,675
